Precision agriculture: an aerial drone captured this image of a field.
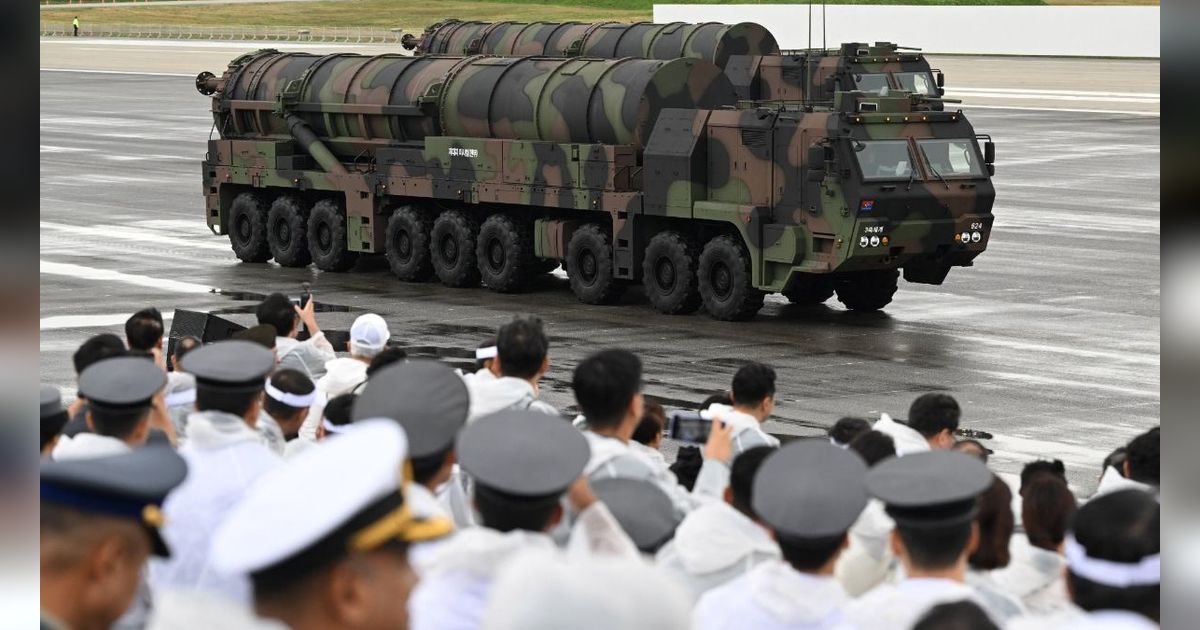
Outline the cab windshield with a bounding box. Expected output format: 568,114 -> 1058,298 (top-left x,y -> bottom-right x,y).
852,73 -> 891,94
893,72 -> 937,96
854,140 -> 914,181
917,139 -> 985,178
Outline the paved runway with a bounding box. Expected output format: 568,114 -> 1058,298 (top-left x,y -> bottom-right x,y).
39,54 -> 1159,493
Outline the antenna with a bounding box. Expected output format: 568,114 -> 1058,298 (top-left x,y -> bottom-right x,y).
822,0 -> 827,50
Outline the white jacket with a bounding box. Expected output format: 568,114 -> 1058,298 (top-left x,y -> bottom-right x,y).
656,500 -> 781,601
583,431 -> 728,517
465,376 -> 558,421
834,498 -> 897,596
703,404 -> 781,454
147,589 -> 288,630
991,536 -> 1075,616
967,568 -> 1029,622
149,410 -> 281,605
274,332 -> 336,380
694,560 -> 855,630
1092,466 -> 1155,499
299,356 -> 366,440
52,432 -> 131,461
845,577 -> 990,630
1007,610 -> 1154,630
872,413 -> 930,456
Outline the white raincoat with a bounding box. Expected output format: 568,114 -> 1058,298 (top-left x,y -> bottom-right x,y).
990,536 -> 1075,616
1092,466 -> 1155,499
299,355 -> 366,440
834,498 -> 897,596
147,589 -> 288,630
274,332 -> 336,381
464,376 -> 557,421
845,577 -> 990,630
694,560 -> 855,630
871,413 -> 930,456
149,410 -> 281,605
967,568 -> 1028,622
656,500 -> 781,601
582,431 -> 728,517
51,432 -> 131,461
702,403 -> 781,455
1007,609 -> 1154,630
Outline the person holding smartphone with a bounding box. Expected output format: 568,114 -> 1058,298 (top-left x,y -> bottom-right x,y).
254,292 -> 336,380
701,363 -> 781,456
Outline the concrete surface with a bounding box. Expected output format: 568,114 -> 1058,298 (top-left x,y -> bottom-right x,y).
38,48 -> 1160,494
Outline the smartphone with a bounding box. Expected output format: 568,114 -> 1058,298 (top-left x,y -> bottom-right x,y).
666,410 -> 717,445
289,283 -> 312,309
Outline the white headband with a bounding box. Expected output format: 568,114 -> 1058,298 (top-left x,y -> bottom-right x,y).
164,388 -> 196,408
322,419 -> 352,435
475,346 -> 498,360
264,381 -> 317,408
1064,535 -> 1160,588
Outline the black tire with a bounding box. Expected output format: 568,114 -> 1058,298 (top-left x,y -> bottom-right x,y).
642,231 -> 702,315
228,192 -> 271,263
476,214 -> 534,293
385,205 -> 434,281
266,196 -> 311,267
565,223 -> 623,305
429,209 -> 481,287
835,269 -> 899,311
306,199 -> 358,272
782,274 -> 835,305
698,235 -> 765,321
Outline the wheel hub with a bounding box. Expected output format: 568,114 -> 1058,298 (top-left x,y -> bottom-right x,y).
395,231 -> 411,259
711,263 -> 732,299
318,224 -> 332,251
488,240 -> 505,269
655,258 -> 676,290
580,250 -> 597,282
441,234 -> 458,262
236,216 -> 251,240
278,221 -> 290,244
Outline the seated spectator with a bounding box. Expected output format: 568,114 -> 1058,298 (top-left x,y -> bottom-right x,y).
913,601 -> 1000,630
630,401 -> 668,468
657,446 -> 780,600
300,313 -> 391,440
465,315 -> 557,419
992,473 -> 1077,616
125,307 -> 165,365
965,475 -> 1026,622
40,385 -> 69,458
954,438 -> 989,462
365,345 -> 407,377
53,357 -> 167,461
316,393 -> 356,439
255,292 -> 335,380
873,393 -> 961,455
848,430 -> 897,467
163,336 -> 200,439
62,333 -> 126,437
464,337 -> 499,383
829,416 -> 871,447
592,478 -> 680,555
1095,428 -> 1159,498
701,362 -> 780,455
1020,459 -> 1067,491
256,369 -> 317,458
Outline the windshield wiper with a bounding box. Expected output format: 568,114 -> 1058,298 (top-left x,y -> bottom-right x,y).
920,146 -> 951,190
905,164 -> 918,191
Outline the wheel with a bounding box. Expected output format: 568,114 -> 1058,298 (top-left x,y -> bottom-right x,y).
641,231 -> 701,315
698,235 -> 765,321
429,209 -> 481,287
266,196 -> 311,267
834,269 -> 899,311
782,274 -> 835,305
306,199 -> 358,272
385,205 -> 434,281
227,192 -> 271,263
476,213 -> 534,293
565,223 -> 623,305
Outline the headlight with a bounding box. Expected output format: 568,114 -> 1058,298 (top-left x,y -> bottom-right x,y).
960,231 -> 970,243
869,236 -> 880,247
971,231 -> 981,243
859,236 -> 870,248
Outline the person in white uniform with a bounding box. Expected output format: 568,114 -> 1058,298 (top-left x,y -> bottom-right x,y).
409,409 -> 639,630
192,421 -> 451,630
465,316 -> 558,420
991,472 -> 1078,616
844,450 -> 996,630
149,341 -> 281,606
52,356 -> 166,462
694,440 -> 869,630
1007,488 -> 1159,630
255,292 -> 336,380
701,362 -> 781,455
871,393 -> 962,456
255,368 -> 316,458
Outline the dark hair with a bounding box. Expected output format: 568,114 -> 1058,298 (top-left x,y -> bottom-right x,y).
41,412 -> 69,450
255,293 -> 296,338
669,446 -> 703,491
1102,446 -> 1128,477
848,430 -> 896,467
323,393 -> 356,426
572,349 -> 642,429
907,393 -> 960,438
729,446 -> 776,518
1020,459 -> 1066,492
731,363 -> 775,407
125,307 -> 164,351
411,447 -> 453,486
496,316 -> 549,380
1067,489 -> 1159,622
777,533 -> 845,573
953,439 -> 989,463
196,387 -> 260,417
365,346 -> 407,378
1022,475 -> 1076,552
631,402 -> 665,446
173,336 -> 202,361
913,601 -> 1000,630
1124,427 -> 1159,486
698,392 -> 732,411
474,338 -> 497,372
969,475 -> 1014,570
88,405 -> 150,441
474,484 -> 559,533
262,369 -> 315,420
897,519 -> 974,571
72,334 -> 125,377
829,416 -> 871,445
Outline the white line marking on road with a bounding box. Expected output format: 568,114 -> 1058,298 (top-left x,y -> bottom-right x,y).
42,221 -> 232,252
41,313 -> 175,331
975,369 -> 1159,400
951,87 -> 1158,99
40,68 -> 194,77
961,104 -> 1159,117
950,92 -> 1158,104
41,260 -> 214,294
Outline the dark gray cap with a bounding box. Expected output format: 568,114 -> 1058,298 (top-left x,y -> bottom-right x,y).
181,340 -> 275,393
352,360 -> 469,458
592,477 -> 679,553
866,450 -> 992,527
41,444 -> 188,556
41,384 -> 66,419
457,409 -> 589,498
78,356 -> 166,411
753,439 -> 869,539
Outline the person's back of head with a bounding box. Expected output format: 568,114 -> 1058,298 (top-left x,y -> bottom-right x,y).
1124,427 -> 1159,486
365,346 -> 407,378
572,349 -> 642,430
263,369 -> 315,425
1020,459 -> 1066,493
829,416 -> 871,446
731,362 -> 775,408
1021,475 -> 1076,552
321,393 -> 356,436
1066,489 -> 1159,622
255,293 -> 295,339
1101,446 -> 1127,478
348,313 -> 390,359
124,307 -> 164,352
727,446 -> 776,518
88,405 -> 150,442
912,600 -> 1000,630
72,334 -> 125,378
631,402 -> 665,447
896,514 -> 975,573
968,474 -> 1014,570
496,315 -> 549,380
848,430 -> 896,467
907,393 -> 961,444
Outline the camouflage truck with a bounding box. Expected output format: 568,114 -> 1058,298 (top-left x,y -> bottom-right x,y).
197,49 -> 995,319
401,21 -> 946,106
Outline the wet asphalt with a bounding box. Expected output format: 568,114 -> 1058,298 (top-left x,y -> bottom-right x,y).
39,70 -> 1159,494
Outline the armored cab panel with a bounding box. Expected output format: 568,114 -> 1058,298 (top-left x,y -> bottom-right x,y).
642,108 -> 711,216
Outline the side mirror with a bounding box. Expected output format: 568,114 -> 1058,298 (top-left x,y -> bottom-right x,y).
936,72 -> 945,88
984,141 -> 995,164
